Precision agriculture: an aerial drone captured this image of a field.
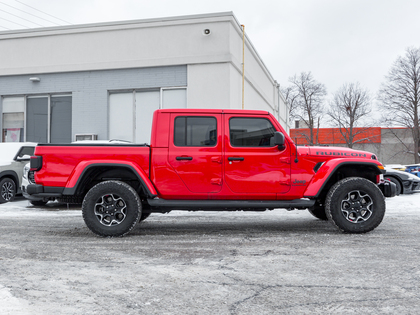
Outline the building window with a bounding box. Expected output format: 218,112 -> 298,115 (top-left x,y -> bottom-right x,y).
174,116 -> 217,147
51,96 -> 72,143
2,97 -> 25,142
26,97 -> 48,143
1,95 -> 72,143
229,117 -> 276,147
109,87 -> 186,143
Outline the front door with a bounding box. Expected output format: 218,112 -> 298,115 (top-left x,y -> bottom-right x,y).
168,113 -> 222,193
224,114 -> 291,195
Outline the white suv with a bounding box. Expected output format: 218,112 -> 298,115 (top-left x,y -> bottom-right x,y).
0,142 -> 37,203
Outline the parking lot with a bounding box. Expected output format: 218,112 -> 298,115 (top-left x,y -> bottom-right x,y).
1,193 -> 419,315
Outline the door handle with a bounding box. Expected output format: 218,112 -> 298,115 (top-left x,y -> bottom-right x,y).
228,157 -> 244,161
176,156 -> 193,161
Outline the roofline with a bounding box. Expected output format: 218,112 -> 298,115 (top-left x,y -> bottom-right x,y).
0,12 -> 236,37
156,108 -> 271,115
0,11 -> 277,84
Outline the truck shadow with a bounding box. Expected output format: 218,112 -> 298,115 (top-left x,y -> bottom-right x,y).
129,214 -> 336,237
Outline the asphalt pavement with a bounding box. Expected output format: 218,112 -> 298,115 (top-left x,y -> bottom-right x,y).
0,194 -> 419,314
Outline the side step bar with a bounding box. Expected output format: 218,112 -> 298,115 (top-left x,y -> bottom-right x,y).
147,198 -> 315,211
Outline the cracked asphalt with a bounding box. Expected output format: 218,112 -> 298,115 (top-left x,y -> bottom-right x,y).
1,193 -> 419,314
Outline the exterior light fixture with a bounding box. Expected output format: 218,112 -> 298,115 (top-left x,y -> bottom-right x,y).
29,77 -> 40,82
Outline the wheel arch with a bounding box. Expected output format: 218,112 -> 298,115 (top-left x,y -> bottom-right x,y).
62,163 -> 157,199
304,161 -> 383,200
0,170 -> 20,189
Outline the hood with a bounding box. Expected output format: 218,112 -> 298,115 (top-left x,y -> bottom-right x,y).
298,146 -> 377,160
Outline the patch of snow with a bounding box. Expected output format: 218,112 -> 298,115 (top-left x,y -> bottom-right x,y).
0,285 -> 32,315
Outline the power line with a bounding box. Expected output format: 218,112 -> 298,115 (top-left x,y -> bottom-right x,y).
14,0 -> 72,25
0,7 -> 44,26
0,1 -> 61,26
0,15 -> 29,28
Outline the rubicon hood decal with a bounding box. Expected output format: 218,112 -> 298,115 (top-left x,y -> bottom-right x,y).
300,146 -> 371,158
315,151 -> 367,158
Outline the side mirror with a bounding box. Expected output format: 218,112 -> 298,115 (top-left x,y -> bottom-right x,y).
273,132 -> 285,150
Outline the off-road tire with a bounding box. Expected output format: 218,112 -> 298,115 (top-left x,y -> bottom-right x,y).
308,203 -> 328,221
325,177 -> 385,233
82,181 -> 142,237
0,178 -> 16,203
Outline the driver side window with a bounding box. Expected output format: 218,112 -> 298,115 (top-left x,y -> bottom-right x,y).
229,118 -> 276,147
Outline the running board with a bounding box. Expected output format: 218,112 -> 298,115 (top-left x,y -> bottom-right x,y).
146,198 -> 315,211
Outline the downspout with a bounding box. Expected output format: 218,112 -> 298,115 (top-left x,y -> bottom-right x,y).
241,24 -> 245,110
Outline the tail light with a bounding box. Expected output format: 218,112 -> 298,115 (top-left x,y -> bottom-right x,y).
30,156 -> 43,171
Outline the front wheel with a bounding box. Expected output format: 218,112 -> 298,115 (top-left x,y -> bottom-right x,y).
82,181 -> 142,237
325,177 -> 385,233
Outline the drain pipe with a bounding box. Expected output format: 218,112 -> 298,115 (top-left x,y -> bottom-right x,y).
241,24 -> 245,110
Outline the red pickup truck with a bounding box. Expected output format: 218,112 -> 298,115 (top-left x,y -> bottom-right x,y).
27,109 -> 395,236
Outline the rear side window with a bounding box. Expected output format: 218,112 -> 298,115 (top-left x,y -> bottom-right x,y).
174,116 -> 217,147
229,118 -> 276,147
15,146 -> 35,159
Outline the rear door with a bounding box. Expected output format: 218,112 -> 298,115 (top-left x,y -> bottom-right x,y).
168,113 -> 223,193
224,114 -> 291,195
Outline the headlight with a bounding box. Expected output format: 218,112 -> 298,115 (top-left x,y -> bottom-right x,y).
23,164 -> 30,180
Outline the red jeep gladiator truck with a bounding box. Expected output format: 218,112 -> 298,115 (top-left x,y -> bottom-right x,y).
27,109 -> 395,236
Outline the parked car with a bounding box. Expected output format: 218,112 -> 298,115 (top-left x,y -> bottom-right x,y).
0,142 -> 37,203
384,167 -> 420,195
404,164 -> 420,177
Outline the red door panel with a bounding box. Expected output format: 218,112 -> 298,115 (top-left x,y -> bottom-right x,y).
168,114 -> 222,194
224,114 -> 291,194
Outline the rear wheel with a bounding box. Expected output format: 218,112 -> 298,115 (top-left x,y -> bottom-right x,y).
82,181 -> 141,237
0,178 -> 16,203
326,177 -> 385,233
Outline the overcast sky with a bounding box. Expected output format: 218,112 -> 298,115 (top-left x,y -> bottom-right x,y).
1,0 -> 419,103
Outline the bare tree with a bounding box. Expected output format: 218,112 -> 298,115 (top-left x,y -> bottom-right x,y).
328,83 -> 372,148
379,47 -> 420,163
282,72 -> 326,145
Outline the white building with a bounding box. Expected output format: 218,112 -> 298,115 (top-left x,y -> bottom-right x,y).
0,12 -> 289,144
